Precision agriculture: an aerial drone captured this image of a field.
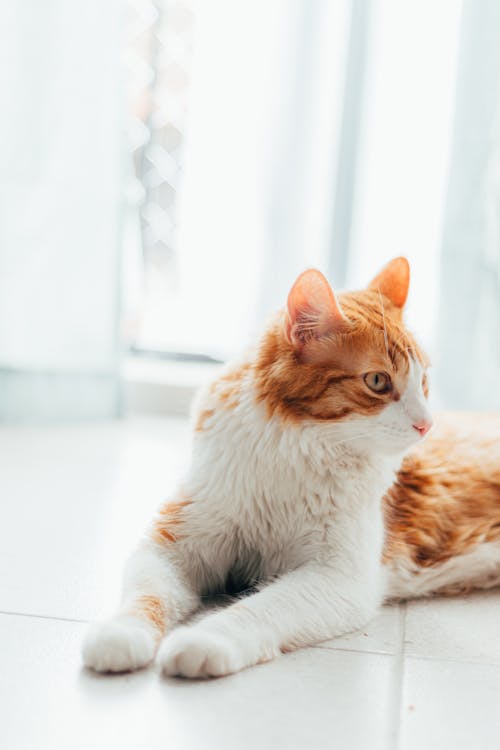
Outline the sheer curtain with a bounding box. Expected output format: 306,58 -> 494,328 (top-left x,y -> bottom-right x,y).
0,0 -> 124,420
346,0 -> 463,358
436,0 -> 500,409
346,0 -> 500,410
142,0 -> 470,375
173,0 -> 500,412
140,0 -> 352,359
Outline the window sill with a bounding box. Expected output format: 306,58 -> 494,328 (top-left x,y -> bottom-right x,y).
123,357 -> 223,416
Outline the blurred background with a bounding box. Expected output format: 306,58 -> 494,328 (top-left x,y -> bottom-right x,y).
2,0 -> 500,422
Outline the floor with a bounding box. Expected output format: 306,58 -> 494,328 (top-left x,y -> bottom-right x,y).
1,417 -> 500,750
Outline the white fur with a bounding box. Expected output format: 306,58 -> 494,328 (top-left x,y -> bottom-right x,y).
82,617 -> 157,672
82,356 -> 443,678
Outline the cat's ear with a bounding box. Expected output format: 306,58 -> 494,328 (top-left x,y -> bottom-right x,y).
285,269 -> 348,349
368,257 -> 410,309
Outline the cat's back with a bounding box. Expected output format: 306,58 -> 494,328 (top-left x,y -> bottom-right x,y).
383,411 -> 500,598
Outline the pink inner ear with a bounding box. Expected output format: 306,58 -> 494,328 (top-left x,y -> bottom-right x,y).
369,257 -> 410,308
286,269 -> 346,347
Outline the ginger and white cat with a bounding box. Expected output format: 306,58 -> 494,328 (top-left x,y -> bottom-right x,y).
83,257 -> 500,678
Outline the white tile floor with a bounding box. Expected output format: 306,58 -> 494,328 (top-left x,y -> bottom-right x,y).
2,417 -> 500,750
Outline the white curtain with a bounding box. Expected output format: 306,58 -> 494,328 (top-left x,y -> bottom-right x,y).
346,0 -> 463,359
0,0 -> 124,420
143,0 -> 473,383
436,0 -> 500,409
142,0 -> 352,359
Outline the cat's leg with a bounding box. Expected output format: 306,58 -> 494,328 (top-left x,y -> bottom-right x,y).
82,542 -> 199,673
158,563 -> 381,678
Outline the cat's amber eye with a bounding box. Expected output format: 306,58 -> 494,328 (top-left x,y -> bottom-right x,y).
363,371 -> 392,394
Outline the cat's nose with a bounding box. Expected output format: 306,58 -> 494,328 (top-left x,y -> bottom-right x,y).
413,419 -> 433,437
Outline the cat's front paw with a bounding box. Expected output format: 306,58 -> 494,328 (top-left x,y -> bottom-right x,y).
82,618 -> 156,673
158,627 -> 248,679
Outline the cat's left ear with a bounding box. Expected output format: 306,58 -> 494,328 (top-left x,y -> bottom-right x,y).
368,256 -> 410,309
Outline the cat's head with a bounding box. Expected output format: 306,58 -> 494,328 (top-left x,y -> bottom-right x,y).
256,257 -> 432,455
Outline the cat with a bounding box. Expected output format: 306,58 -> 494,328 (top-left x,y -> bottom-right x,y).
82,257 -> 500,678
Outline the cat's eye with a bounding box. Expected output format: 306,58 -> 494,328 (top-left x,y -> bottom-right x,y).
363,371 -> 392,394
422,373 -> 429,398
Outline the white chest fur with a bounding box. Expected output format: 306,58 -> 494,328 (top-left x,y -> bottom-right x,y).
183,390 -> 398,592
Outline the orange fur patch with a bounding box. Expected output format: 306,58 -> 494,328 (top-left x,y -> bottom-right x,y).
195,408 -> 215,432
254,290 -> 427,423
151,498 -> 191,545
130,595 -> 166,633
383,412 -> 500,569
211,363 -> 250,409
194,363 -> 251,433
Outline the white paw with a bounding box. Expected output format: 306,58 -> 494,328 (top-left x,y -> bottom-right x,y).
158,627 -> 247,679
82,618 -> 156,673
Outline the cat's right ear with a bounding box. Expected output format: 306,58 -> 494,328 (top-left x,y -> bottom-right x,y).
285,269 -> 348,349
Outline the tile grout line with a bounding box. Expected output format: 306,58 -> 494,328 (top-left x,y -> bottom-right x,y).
313,640 -> 500,669
390,602 -> 407,750
0,610 -> 89,624
399,651 -> 500,668
312,643 -> 394,658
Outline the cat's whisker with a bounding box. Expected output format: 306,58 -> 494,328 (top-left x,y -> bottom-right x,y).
377,288 -> 390,362
391,331 -> 416,363
327,432 -> 376,447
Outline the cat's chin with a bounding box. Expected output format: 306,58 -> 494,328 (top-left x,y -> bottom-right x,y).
384,434 -> 426,456
351,431 -> 425,458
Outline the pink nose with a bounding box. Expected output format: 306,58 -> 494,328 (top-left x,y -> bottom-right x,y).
413,419 -> 432,437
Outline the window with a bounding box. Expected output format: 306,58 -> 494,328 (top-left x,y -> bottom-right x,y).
124,0 -> 463,380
